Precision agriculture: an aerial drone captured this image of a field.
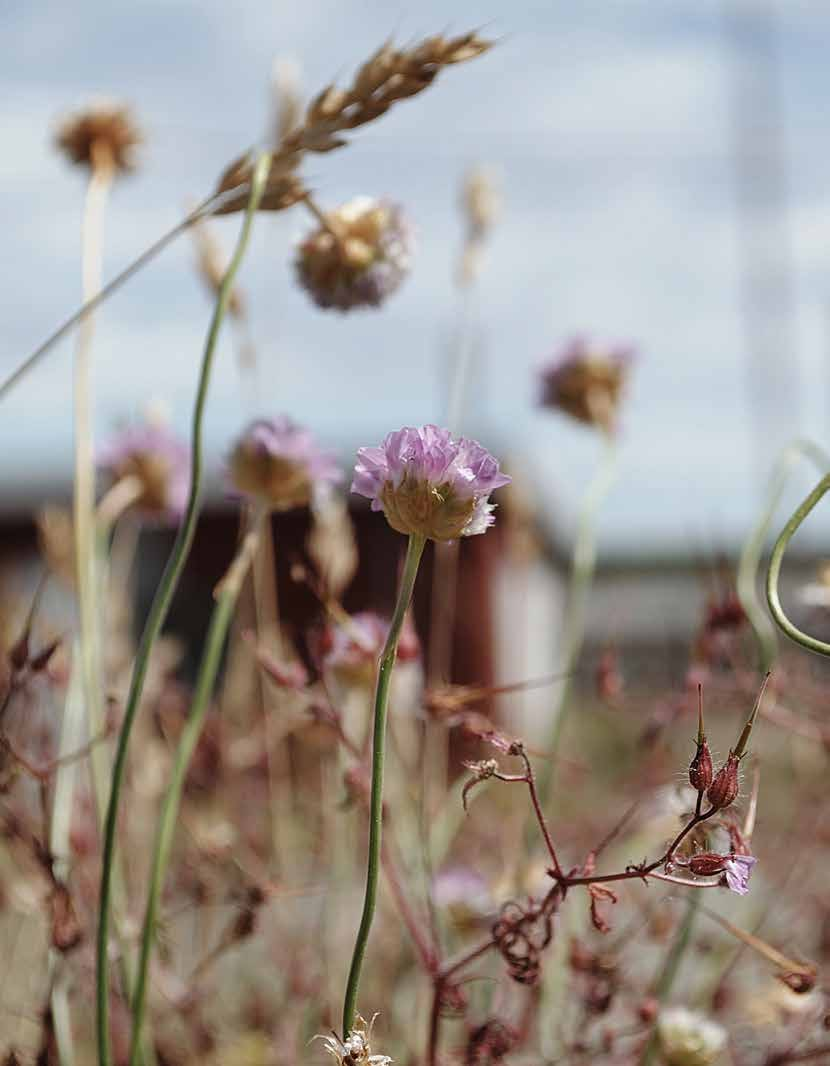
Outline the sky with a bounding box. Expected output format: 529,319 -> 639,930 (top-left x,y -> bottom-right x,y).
2,0 -> 830,557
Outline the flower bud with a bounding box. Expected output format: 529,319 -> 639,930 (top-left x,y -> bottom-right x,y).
706,752 -> 740,811
688,736 -> 713,792
688,852 -> 727,877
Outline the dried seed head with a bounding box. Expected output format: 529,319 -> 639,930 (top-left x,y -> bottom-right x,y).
538,338 -> 634,433
707,752 -> 740,811
272,56 -> 303,142
55,101 -> 142,174
462,166 -> 500,237
213,31 -> 492,214
458,166 -> 500,285
295,197 -> 413,311
316,1014 -> 392,1065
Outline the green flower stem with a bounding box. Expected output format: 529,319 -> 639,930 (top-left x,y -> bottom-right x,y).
536,434 -> 617,811
0,193 -> 224,404
342,532 -> 427,1036
766,471 -> 830,658
128,509 -> 265,1065
638,893 -> 701,1066
737,440 -> 829,671
95,149 -> 272,1066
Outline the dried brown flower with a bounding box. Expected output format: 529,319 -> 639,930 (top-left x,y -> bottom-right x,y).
55,101 -> 142,174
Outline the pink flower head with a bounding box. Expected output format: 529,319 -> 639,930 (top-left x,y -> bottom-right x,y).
98,419 -> 190,522
352,425 -> 510,540
538,336 -> 634,433
321,611 -> 420,676
723,853 -> 757,896
228,416 -> 342,511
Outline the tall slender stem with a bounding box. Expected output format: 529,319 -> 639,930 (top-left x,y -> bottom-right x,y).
638,893 -> 701,1066
0,193 -> 225,404
95,150 -> 273,1066
342,533 -> 427,1035
536,435 -> 617,809
128,510 -> 264,1064
74,150 -> 112,817
766,472 -> 830,657
737,439 -> 829,670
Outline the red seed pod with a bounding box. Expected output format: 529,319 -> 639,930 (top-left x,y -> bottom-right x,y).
688,737 -> 713,792
707,752 -> 740,810
688,852 -> 728,876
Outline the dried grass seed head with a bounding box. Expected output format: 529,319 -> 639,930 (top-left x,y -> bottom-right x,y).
212,31 -> 492,213
55,101 -> 142,174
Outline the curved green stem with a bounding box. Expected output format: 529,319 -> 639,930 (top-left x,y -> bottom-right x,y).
128,510 -> 264,1064
766,472 -> 830,658
0,194 -> 227,404
342,533 -> 426,1036
95,150 -> 272,1066
737,439 -> 829,671
536,434 -> 617,810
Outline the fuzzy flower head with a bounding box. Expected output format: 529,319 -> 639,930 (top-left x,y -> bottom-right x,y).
229,417 -> 341,511
723,853 -> 757,896
538,337 -> 634,433
352,425 -> 510,541
55,100 -> 142,174
656,1007 -> 727,1066
316,1014 -> 392,1065
296,197 -> 412,311
98,420 -> 190,522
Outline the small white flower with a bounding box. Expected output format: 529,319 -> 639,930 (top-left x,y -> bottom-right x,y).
314,1015 -> 392,1065
657,1006 -> 727,1066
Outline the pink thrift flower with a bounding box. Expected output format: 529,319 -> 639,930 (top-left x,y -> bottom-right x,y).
98,420 -> 190,522
228,416 -> 341,511
352,425 -> 510,540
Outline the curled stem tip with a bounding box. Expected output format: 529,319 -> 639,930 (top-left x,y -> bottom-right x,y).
766,472 -> 830,659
